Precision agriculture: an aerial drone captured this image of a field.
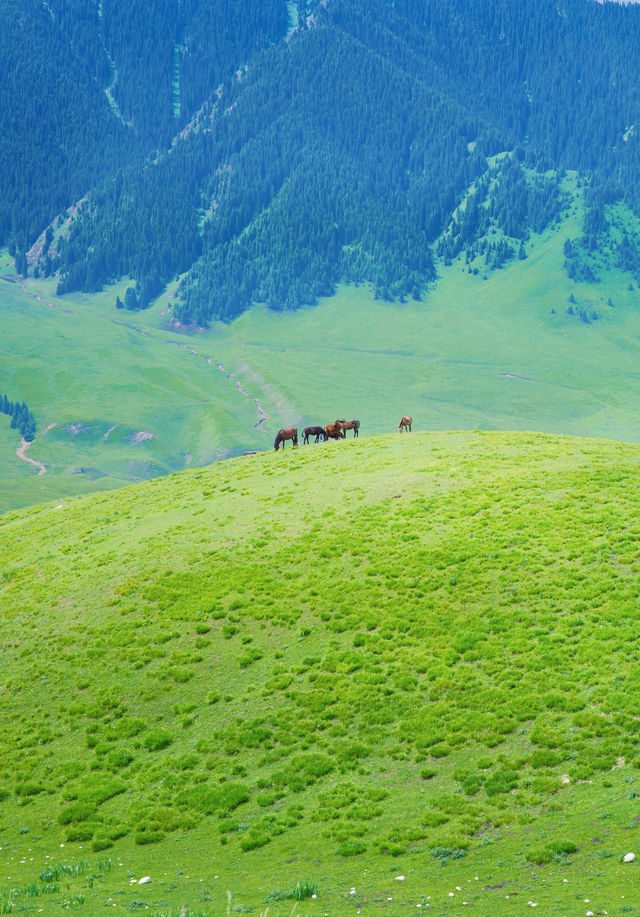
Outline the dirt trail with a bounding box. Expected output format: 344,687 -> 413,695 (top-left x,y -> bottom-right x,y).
168,341 -> 270,428
7,273 -> 271,438
5,275 -> 59,311
16,439 -> 47,475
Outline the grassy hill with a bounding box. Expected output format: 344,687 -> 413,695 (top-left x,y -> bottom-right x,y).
3,173 -> 640,513
2,431 -> 640,914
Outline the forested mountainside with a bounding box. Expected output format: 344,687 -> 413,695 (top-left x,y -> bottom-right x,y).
0,0 -> 129,252
0,0 -> 286,255
4,0 -> 640,324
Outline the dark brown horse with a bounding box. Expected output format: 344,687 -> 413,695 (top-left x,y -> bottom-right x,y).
398,415 -> 412,433
303,425 -> 327,444
274,427 -> 298,450
324,422 -> 345,440
337,419 -> 360,438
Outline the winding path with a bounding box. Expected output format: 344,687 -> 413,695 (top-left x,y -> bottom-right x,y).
2,275 -> 59,310
4,274 -> 273,463
16,439 -> 47,475
168,340 -> 270,429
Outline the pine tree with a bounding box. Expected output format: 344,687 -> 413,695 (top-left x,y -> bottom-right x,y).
124,286 -> 138,310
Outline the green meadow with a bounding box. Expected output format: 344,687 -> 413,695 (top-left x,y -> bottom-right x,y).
2,431 -> 640,914
3,174 -> 640,512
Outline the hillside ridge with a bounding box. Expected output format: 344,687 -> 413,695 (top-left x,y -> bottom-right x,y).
2,431 -> 640,912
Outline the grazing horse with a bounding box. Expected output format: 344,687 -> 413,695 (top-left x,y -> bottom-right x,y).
337,419 -> 360,438
324,421 -> 345,440
303,425 -> 327,444
274,427 -> 298,450
398,415 -> 412,433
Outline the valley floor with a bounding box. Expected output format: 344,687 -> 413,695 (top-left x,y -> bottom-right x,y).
2,176 -> 640,513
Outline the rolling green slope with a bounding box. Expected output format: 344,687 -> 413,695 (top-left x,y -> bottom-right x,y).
2,432 -> 640,914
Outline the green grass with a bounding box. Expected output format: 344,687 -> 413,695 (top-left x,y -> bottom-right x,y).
3,173 -> 640,513
2,431 -> 640,913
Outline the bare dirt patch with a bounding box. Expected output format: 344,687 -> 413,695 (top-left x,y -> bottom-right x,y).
128,431 -> 154,444
67,422 -> 89,435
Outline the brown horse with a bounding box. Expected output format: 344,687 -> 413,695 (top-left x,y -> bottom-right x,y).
303,425 -> 327,444
274,427 -> 298,450
324,422 -> 345,440
337,419 -> 360,438
398,416 -> 412,433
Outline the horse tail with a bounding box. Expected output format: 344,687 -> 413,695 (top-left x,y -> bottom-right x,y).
274,431 -> 282,451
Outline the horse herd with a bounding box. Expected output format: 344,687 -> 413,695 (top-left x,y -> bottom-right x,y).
274,416 -> 412,450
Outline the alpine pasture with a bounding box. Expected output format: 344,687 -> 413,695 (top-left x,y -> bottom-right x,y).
2,431 -> 640,914
4,172 -> 640,514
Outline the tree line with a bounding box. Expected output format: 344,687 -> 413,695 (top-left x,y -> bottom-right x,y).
0,395 -> 36,442
437,154 -> 567,270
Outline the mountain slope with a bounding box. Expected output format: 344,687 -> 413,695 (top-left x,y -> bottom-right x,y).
2,432 -> 640,913
38,0 -> 640,322
0,0 -> 287,257
0,0 -> 131,250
